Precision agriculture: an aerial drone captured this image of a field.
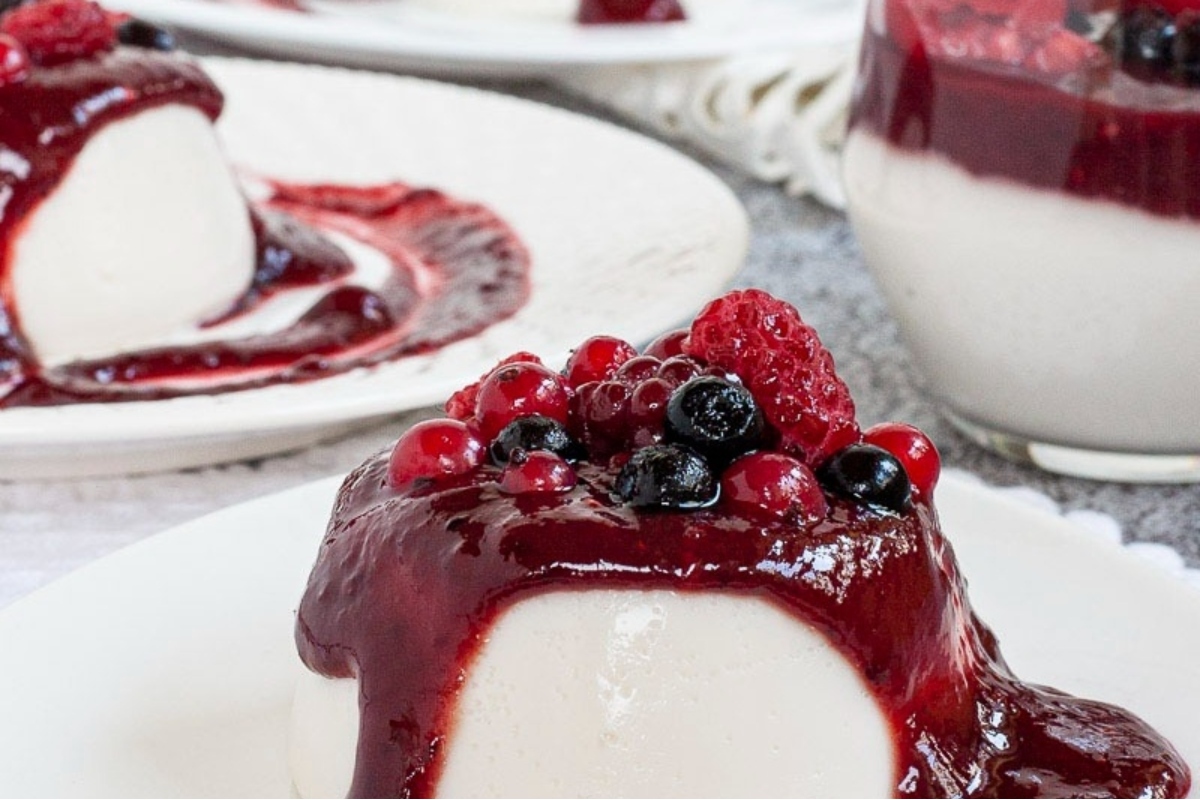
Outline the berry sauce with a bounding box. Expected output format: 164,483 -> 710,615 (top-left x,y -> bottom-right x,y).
850,9 -> 1200,219
296,451 -> 1190,798
0,49 -> 530,406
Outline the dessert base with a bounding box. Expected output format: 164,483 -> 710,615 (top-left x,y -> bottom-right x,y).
844,130 -> 1200,469
945,409 -> 1200,483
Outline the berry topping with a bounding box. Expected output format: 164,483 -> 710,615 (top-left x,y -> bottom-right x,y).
564,335 -> 637,387
864,422 -> 941,499
685,289 -> 859,467
664,376 -> 765,466
445,351 -> 542,421
389,419 -> 486,488
1122,4 -> 1177,69
615,444 -> 719,510
489,414 -> 584,465
498,450 -> 577,494
656,355 -> 701,387
0,33 -> 29,86
1,0 -> 116,66
116,17 -> 175,51
628,377 -> 672,446
577,0 -> 686,24
817,444 -> 912,514
474,361 -> 570,440
721,452 -> 828,521
643,328 -> 688,360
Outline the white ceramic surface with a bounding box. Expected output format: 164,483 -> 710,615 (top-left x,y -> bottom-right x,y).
0,57 -> 747,479
107,0 -> 864,77
0,472 -> 1195,798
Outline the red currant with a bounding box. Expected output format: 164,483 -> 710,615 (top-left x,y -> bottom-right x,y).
614,355 -> 661,384
656,356 -> 701,387
475,362 -> 570,440
388,419 -> 485,488
499,450 -> 577,494
445,351 -> 542,421
564,336 -> 637,387
0,34 -> 28,86
721,452 -> 828,521
864,422 -> 940,499
643,328 -> 688,359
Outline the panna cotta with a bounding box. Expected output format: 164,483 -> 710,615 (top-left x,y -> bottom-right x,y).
12,103 -> 254,365
291,290 -> 1190,798
0,0 -> 531,409
293,592 -> 896,797
844,0 -> 1200,471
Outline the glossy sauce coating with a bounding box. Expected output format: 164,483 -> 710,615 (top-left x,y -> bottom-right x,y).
296,451 -> 1191,798
851,23 -> 1200,219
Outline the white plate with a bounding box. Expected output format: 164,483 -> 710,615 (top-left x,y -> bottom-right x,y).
0,57 -> 747,478
0,472 -> 1195,798
107,0 -> 864,77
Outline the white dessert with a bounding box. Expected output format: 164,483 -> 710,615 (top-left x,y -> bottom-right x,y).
843,129 -> 1200,454
290,590 -> 895,798
11,104 -> 255,367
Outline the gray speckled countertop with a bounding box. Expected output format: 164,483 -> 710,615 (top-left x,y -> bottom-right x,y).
1,61 -> 1197,611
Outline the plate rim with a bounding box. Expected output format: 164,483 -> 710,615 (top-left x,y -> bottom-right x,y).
0,470 -> 1196,796
106,0 -> 864,74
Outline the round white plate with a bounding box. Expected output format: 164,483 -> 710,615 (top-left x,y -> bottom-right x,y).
0,472 -> 1195,798
107,0 -> 864,77
0,57 -> 747,478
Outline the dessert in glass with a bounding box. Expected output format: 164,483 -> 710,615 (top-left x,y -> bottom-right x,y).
844,0 -> 1200,480
290,290 -> 1189,798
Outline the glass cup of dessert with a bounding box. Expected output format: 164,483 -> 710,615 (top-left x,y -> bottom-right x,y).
843,0 -> 1200,481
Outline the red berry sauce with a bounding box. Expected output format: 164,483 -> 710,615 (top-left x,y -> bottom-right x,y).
577,0 -> 686,24
297,291 -> 1190,798
0,49 -> 530,407
850,0 -> 1200,219
297,452 -> 1190,798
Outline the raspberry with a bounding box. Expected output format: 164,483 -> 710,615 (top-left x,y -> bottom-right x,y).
2,0 -> 116,66
388,419 -> 485,488
474,361 -> 570,440
445,351 -> 542,421
0,33 -> 29,86
563,335 -> 636,388
721,452 -> 828,522
684,290 -> 859,467
498,450 -> 577,494
864,422 -> 940,499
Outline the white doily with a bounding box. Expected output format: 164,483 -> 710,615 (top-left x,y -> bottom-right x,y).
555,43 -> 859,208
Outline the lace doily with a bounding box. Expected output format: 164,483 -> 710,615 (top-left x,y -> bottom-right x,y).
556,44 -> 858,208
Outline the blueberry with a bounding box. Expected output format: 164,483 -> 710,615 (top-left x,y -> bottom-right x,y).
615,444 -> 718,510
1121,5 -> 1176,71
665,376 -> 764,466
117,18 -> 177,51
1173,13 -> 1200,84
489,414 -> 585,465
817,444 -> 911,513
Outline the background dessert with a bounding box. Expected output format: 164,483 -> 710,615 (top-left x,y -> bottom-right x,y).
291,290 -> 1190,798
844,0 -> 1200,479
0,0 -> 531,408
